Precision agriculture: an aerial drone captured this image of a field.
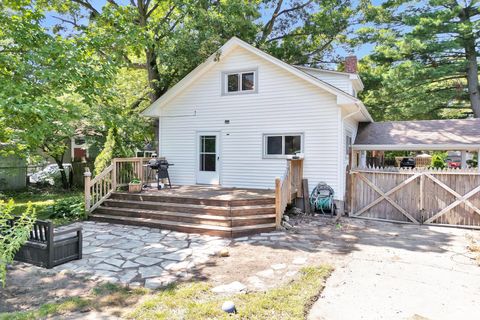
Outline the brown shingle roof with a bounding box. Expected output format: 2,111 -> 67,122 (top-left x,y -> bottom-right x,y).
354,118 -> 480,147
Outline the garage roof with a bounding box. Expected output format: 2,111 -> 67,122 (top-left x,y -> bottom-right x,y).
353,118 -> 480,151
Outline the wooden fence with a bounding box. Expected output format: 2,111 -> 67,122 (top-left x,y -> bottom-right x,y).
0,155 -> 26,190
350,167 -> 480,228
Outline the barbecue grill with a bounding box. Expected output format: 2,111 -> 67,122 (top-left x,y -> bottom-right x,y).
145,159 -> 173,189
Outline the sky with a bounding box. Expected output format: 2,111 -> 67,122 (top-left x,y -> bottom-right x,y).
42,0 -> 384,59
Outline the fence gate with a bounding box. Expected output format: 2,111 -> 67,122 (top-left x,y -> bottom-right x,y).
350,168 -> 480,228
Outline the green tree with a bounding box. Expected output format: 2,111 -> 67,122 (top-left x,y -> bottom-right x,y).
358,0 -> 480,120
0,2 -> 116,187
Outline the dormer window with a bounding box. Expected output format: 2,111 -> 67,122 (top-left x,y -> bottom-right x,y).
223,70 -> 257,95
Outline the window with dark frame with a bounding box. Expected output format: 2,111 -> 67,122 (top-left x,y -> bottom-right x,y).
264,134 -> 303,157
225,71 -> 255,93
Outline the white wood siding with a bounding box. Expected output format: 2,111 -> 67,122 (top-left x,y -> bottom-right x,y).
299,69 -> 353,95
158,47 -> 343,198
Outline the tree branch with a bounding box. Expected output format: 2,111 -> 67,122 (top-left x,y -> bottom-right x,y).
276,0 -> 314,17
260,0 -> 284,43
146,3 -> 160,18
71,0 -> 100,16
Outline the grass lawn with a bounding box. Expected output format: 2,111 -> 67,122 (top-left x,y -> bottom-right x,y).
0,266 -> 332,320
1,188 -> 83,225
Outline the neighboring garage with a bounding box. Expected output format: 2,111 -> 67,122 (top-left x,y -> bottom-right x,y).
348,118 -> 480,228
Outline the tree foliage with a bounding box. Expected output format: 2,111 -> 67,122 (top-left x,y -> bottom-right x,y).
358,0 -> 480,120
0,200 -> 36,287
1,0 -> 367,177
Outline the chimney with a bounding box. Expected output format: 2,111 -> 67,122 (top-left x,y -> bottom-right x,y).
345,55 -> 358,73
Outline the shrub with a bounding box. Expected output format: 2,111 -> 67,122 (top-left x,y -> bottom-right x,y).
431,153 -> 446,169
49,196 -> 86,220
0,200 -> 36,287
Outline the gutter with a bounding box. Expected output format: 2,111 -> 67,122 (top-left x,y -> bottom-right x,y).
342,102 -> 362,122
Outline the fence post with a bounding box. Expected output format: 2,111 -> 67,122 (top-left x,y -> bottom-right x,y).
84,168 -> 92,213
349,171 -> 355,216
275,177 -> 281,229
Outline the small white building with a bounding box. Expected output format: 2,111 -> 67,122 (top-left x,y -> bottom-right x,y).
142,37 -> 373,208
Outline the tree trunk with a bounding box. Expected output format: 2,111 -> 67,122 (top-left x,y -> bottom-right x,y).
146,47 -> 162,153
460,8 -> 480,118
464,36 -> 480,117
54,157 -> 69,190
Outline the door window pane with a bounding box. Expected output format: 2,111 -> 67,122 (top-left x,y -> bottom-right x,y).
227,74 -> 239,92
202,136 -> 216,153
242,72 -> 254,91
200,154 -> 216,171
285,135 -> 301,155
267,136 -> 282,155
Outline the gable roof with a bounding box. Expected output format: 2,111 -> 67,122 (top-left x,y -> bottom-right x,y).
142,37 -> 373,122
354,118 -> 480,151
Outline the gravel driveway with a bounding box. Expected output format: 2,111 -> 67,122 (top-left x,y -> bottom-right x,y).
308,219 -> 480,320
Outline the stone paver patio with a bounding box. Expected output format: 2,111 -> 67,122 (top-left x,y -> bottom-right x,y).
54,221 -> 230,289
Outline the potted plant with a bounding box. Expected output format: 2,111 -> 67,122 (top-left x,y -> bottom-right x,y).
128,178 -> 142,193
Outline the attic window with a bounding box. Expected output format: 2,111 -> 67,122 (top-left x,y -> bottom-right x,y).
223,70 -> 257,94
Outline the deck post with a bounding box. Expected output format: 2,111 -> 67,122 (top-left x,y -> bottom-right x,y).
137,157 -> 144,183
275,177 -> 282,229
84,168 -> 92,213
112,158 -> 117,191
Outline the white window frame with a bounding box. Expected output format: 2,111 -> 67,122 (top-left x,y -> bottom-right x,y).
263,133 -> 304,159
222,69 -> 258,95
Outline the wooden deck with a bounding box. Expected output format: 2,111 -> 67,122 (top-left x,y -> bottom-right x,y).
90,185 -> 277,237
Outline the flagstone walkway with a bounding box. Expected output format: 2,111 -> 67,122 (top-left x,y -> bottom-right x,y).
54,221 -> 230,289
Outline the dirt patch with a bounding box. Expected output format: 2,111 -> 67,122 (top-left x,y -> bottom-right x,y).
0,263 -> 97,313
198,216 -> 350,291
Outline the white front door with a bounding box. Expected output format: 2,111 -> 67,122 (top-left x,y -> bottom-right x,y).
196,132 -> 220,185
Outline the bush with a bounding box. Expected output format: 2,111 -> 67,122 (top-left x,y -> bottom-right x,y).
431,153 -> 446,169
0,200 -> 36,287
49,196 -> 86,220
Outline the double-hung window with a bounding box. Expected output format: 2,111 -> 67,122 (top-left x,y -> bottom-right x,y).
223,70 -> 256,94
264,134 -> 303,158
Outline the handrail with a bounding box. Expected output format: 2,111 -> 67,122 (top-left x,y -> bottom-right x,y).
84,157 -> 158,213
274,159 -> 304,229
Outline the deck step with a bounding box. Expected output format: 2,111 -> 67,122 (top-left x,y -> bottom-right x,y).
103,199 -> 275,216
109,192 -> 275,207
90,214 -> 276,237
95,206 -> 275,227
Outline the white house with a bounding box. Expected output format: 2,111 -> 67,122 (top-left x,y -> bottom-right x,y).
142,37 -> 373,209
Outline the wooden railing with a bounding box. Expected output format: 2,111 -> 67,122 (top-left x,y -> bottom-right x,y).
275,159 -> 304,228
84,157 -> 158,213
